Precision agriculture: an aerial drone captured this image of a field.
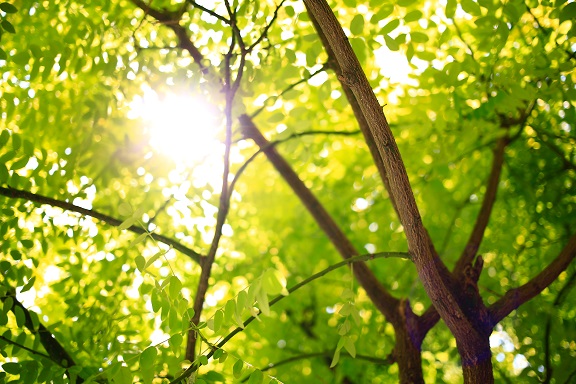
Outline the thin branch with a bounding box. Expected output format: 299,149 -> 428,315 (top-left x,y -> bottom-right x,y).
0,186 -> 204,264
0,293 -> 83,382
186,0 -> 230,24
250,63 -> 329,119
245,350 -> 392,379
489,232 -> 576,324
453,136 -> 508,276
0,334 -> 53,361
186,15 -> 246,359
130,0 -> 208,74
238,115 -> 403,321
170,251 -> 410,384
229,128 -> 361,197
247,0 -> 287,53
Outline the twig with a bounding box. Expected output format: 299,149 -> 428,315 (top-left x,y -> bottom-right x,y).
0,186 -> 204,264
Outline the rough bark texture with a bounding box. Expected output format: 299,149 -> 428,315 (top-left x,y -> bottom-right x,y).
303,0 -> 493,381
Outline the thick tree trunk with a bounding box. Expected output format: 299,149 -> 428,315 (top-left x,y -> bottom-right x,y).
457,336 -> 494,384
394,329 -> 424,384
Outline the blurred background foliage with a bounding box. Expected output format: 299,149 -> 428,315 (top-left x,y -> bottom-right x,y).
0,0 -> 574,383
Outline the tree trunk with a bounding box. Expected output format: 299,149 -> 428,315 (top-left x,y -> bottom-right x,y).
457,337 -> 494,384
394,329 -> 424,384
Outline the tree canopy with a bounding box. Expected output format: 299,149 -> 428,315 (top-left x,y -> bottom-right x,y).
0,0 -> 575,383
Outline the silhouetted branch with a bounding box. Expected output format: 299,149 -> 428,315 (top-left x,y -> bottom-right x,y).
130,0 -> 208,74
247,0 -> 287,53
0,186 -> 203,265
186,0 -> 230,24
0,293 -> 83,382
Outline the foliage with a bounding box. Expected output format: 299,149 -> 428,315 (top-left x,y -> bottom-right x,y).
0,0 -> 575,383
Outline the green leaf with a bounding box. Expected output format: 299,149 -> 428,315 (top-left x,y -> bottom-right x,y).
118,202 -> 133,217
198,355 -> 209,366
212,309 -> 223,332
380,19 -> 400,35
117,217 -> 137,231
1,19 -> 15,33
560,2 -> 576,23
344,337 -> 356,358
233,359 -> 243,378
0,48 -> 6,61
168,276 -> 182,298
446,0 -> 457,18
1,362 -> 21,374
330,349 -> 340,368
0,130 -> 9,148
129,232 -> 148,247
224,299 -> 235,324
135,255 -> 146,272
247,369 -> 264,384
461,0 -> 482,16
350,14 -> 364,35
256,287 -> 270,316
261,269 -> 284,296
111,365 -> 133,384
20,276 -> 35,293
384,35 -> 400,51
404,10 -> 423,23
140,346 -> 157,368
14,305 -> 25,327
11,134 -> 21,151
144,250 -> 164,269
0,3 -> 17,13
410,32 -> 429,43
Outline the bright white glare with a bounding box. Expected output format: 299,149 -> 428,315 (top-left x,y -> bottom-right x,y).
129,87 -> 222,165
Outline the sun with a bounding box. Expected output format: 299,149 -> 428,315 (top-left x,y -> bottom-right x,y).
129,87 -> 222,165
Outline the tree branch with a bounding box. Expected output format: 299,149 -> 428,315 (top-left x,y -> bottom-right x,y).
0,293 -> 84,382
170,251 -> 409,384
0,186 -> 204,265
247,0 -> 287,53
130,0 -> 208,74
489,232 -> 576,324
454,136 -> 508,276
186,0 -> 230,24
238,115 -> 403,320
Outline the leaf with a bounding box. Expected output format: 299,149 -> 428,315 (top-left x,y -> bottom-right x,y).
140,346 -> 157,367
0,130 -> 9,148
20,276 -> 36,293
330,349 -> 340,368
14,305 -> 25,327
118,202 -> 133,217
247,369 -> 264,384
256,287 -> 270,316
144,250 -> 164,269
224,299 -> 236,324
1,362 -> 21,374
117,217 -> 137,231
233,359 -> 243,378
212,309 -> 223,332
380,19 -> 400,35
344,337 -> 356,358
261,269 -> 284,296
168,276 -> 182,298
560,2 -> 576,23
1,19 -> 15,33
0,3 -> 17,13
11,134 -> 21,151
135,255 -> 146,272
111,365 -> 133,384
446,0 -> 457,18
236,290 -> 248,313
0,48 -> 6,61
129,232 -> 148,247
198,355 -> 208,366
384,35 -> 400,51
350,14 -> 364,35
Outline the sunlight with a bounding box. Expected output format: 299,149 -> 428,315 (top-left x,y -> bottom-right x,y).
129,87 -> 222,165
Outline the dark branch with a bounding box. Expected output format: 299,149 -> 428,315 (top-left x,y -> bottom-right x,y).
0,186 -> 203,265
186,0 -> 230,24
489,232 -> 576,324
130,0 -> 208,74
454,136 -> 508,276
247,0 -> 287,53
0,293 -> 84,382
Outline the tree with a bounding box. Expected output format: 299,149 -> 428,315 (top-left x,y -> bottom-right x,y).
0,0 -> 574,383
